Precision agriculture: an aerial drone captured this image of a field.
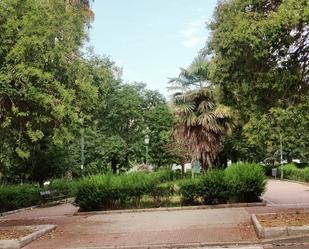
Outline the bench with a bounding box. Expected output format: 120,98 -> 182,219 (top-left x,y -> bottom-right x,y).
40,190 -> 67,204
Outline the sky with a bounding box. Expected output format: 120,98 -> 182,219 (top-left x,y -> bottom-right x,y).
88,0 -> 218,98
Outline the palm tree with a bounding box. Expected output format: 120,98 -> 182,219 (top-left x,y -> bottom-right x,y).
173,88 -> 233,172
170,56 -> 234,172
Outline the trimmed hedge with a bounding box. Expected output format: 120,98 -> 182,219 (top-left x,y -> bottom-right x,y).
225,163 -> 266,202
75,170 -> 177,211
178,178 -> 201,205
75,163 -> 267,211
282,164 -> 309,182
199,170 -> 228,205
0,184 -> 41,212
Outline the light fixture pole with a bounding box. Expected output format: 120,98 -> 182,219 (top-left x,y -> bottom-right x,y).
280,133 -> 283,180
144,134 -> 150,165
80,118 -> 85,177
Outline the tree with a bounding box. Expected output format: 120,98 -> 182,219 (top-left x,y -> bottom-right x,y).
0,0 -> 97,181
244,100 -> 309,162
144,104 -> 174,167
173,87 -> 233,172
205,0 -> 308,162
208,0 -> 308,113
166,131 -> 191,177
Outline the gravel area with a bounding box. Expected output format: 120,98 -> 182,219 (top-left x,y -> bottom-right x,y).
0,227 -> 34,239
257,212 -> 309,227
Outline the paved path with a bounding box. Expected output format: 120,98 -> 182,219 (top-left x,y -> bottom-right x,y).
0,204 -> 258,249
262,179 -> 309,206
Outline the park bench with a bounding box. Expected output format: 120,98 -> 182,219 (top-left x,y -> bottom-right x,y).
40,190 -> 67,204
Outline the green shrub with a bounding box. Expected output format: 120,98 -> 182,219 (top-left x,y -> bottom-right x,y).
178,178 -> 201,205
304,168 -> 309,182
199,170 -> 228,205
282,164 -> 309,182
152,168 -> 178,182
225,163 -> 266,202
75,172 -> 157,211
75,175 -> 113,211
49,178 -> 78,197
149,182 -> 174,207
282,164 -> 299,179
0,184 -> 41,212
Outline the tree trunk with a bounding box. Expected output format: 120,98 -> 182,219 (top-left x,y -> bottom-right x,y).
180,158 -> 185,178
201,159 -> 208,175
111,156 -> 118,174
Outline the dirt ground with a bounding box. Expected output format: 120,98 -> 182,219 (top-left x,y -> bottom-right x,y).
0,226 -> 34,240
257,212 -> 309,227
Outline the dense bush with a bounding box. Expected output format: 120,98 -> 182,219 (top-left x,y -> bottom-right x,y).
178,178 -> 201,205
75,163 -> 267,211
0,184 -> 41,212
282,164 -> 309,182
225,163 -> 266,202
199,170 -> 228,205
75,171 -> 177,211
149,182 -> 175,207
49,179 -> 79,197
304,168 -> 309,182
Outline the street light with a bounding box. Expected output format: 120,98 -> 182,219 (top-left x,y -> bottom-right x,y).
80,118 -> 85,177
144,134 -> 150,165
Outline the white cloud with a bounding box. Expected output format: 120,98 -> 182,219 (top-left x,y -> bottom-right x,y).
180,17 -> 206,49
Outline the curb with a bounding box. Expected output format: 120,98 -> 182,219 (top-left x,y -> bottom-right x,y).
61,241 -> 262,249
280,179 -> 309,186
75,202 -> 266,216
0,205 -> 38,217
252,213 -> 309,239
0,224 -> 56,249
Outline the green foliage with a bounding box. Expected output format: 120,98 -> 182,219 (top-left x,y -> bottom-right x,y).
75,170 -> 177,211
0,184 -> 41,212
199,170 -> 228,205
206,0 -> 309,163
225,163 -> 266,202
149,182 -> 175,207
209,0 -> 308,113
49,179 -> 78,197
304,168 -> 309,182
282,164 -> 309,182
0,0 -> 174,181
172,87 -> 234,172
178,178 -> 201,205
244,103 -> 309,162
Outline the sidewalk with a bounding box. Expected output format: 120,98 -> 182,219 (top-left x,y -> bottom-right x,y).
262,179 -> 309,206
0,204 -> 258,249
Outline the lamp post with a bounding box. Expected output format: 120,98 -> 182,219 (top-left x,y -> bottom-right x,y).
144,134 -> 150,165
80,134 -> 85,176
80,118 -> 85,177
280,133 -> 283,180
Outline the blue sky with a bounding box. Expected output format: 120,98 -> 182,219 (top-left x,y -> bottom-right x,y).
88,0 -> 218,97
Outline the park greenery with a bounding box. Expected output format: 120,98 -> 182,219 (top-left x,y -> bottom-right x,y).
0,163 -> 266,212
0,0 -> 308,211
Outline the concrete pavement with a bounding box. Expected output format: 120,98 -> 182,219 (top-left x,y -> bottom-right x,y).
262,179 -> 309,206
1,204 -> 258,249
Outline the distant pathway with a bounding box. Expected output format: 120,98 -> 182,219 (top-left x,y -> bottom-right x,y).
262,179 -> 309,206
